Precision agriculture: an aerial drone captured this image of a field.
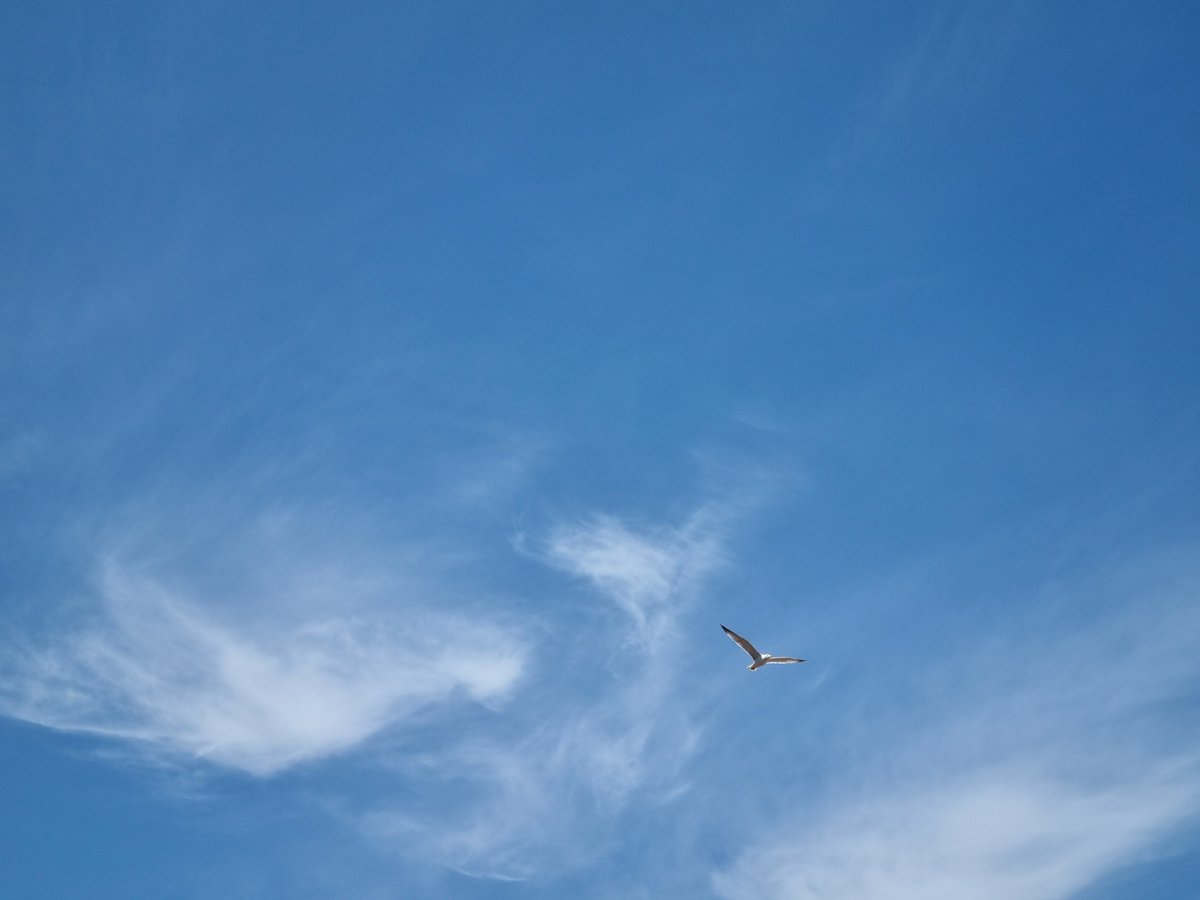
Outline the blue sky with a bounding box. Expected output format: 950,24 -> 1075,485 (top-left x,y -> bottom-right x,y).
2,2 -> 1199,897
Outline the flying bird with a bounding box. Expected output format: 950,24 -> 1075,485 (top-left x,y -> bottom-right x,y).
721,624 -> 805,670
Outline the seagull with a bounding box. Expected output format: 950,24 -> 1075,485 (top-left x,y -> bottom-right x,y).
721,624 -> 806,670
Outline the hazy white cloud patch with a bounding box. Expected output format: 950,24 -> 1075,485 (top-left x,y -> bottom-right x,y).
711,546 -> 1200,900
714,764 -> 1198,900
0,559 -> 526,776
364,658 -> 701,882
541,507 -> 727,640
363,503 -> 733,880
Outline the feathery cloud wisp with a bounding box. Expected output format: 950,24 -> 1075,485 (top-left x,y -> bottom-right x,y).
0,561 -> 526,776
542,508 -> 726,638
363,504 -> 728,880
714,765 -> 1198,900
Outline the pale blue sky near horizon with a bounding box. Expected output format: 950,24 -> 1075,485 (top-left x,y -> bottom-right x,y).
2,2 -> 1199,898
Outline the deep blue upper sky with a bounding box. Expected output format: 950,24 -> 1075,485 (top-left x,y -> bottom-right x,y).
2,3 -> 1198,898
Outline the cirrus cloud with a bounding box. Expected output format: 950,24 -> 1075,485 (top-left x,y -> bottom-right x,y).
0,559 -> 526,777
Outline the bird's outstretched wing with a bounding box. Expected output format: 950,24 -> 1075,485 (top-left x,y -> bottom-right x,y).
763,656 -> 806,665
721,625 -> 763,662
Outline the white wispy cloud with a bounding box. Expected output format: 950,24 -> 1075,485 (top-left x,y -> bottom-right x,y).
375,662 -> 701,879
714,764 -> 1197,900
541,507 -> 727,639
0,557 -> 526,777
362,503 -> 734,880
711,545 -> 1200,900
